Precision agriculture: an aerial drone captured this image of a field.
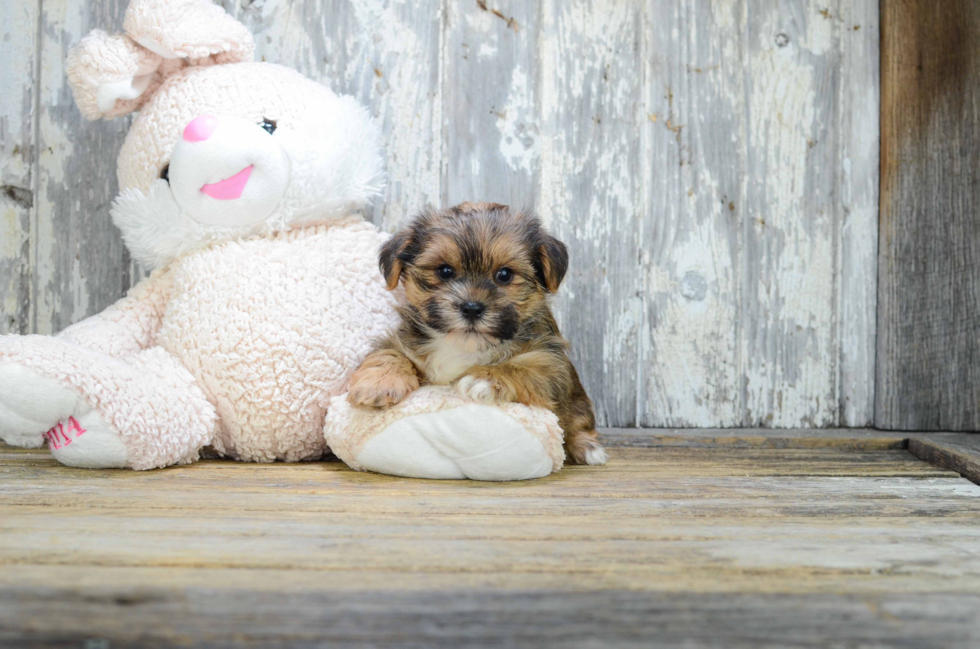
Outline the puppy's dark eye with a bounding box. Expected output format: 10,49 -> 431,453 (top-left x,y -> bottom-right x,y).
259,118 -> 277,134
494,267 -> 514,285
436,264 -> 456,281
160,164 -> 170,183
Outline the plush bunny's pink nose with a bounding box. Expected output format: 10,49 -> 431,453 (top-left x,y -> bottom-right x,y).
183,115 -> 219,143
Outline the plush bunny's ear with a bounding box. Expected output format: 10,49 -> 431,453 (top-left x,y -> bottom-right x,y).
123,0 -> 254,63
66,30 -> 163,120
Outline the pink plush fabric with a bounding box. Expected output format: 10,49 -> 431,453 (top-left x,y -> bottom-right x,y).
0,219 -> 399,469
57,267 -> 174,357
123,0 -> 255,62
0,337 -> 215,470
154,219 -> 399,462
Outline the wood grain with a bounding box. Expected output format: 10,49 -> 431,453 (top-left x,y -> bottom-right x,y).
1,443 -> 979,646
638,0 -> 743,427
837,0 -> 880,427
540,0 -> 645,426
33,1 -> 135,335
4,588 -> 979,648
443,0 -> 539,208
599,427 -> 910,450
878,0 -> 980,430
0,0 -> 882,428
230,0 -> 444,231
741,0 -> 840,428
0,2 -> 39,335
909,434 -> 980,486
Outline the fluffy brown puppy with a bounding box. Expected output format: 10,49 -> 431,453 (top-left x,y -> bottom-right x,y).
347,202 -> 607,466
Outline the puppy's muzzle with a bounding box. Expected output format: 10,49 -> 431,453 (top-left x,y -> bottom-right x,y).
460,301 -> 486,322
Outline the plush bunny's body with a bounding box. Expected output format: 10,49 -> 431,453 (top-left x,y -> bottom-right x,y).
0,0 -> 565,478
0,220 -> 395,469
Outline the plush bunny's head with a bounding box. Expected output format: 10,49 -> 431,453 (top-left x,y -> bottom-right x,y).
67,0 -> 384,268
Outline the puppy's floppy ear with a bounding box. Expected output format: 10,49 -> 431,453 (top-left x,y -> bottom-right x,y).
379,231 -> 411,290
535,234 -> 569,293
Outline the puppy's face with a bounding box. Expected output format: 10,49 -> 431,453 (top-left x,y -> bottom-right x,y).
380,203 -> 569,346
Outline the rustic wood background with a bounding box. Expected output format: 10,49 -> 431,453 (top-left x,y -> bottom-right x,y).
0,0 -> 880,429
878,0 -> 980,432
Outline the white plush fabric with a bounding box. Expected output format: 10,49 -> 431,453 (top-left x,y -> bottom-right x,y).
112,63 -> 386,268
0,0 -> 566,479
326,388 -> 565,480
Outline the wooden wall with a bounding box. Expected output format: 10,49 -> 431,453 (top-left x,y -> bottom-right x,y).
878,0 -> 980,431
0,0 -> 880,429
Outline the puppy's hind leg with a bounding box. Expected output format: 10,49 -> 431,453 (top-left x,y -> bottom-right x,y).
560,393 -> 608,466
564,428 -> 609,466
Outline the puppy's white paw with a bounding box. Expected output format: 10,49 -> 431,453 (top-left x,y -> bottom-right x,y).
455,375 -> 505,404
583,443 -> 609,466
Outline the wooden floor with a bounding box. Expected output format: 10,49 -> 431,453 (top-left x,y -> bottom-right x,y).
2,433 -> 980,648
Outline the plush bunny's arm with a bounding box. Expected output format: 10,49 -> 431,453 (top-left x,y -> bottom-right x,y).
56,268 -> 174,358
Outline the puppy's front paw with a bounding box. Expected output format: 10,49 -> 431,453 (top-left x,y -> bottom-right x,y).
347,366 -> 419,409
455,373 -> 515,405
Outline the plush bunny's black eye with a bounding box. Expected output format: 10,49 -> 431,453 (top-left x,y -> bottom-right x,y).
437,265 -> 456,281
259,118 -> 277,134
495,267 -> 513,285
160,164 -> 170,183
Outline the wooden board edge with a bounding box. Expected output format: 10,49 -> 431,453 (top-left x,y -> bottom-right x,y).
907,435 -> 980,486
598,428 -> 909,451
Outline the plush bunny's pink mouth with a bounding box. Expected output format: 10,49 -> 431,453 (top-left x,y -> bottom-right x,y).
200,165 -> 254,200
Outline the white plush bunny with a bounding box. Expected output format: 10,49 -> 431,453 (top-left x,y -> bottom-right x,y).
0,0 -> 564,479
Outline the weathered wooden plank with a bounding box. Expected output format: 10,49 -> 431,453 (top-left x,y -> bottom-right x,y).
837,0 -> 879,427
3,589 -> 979,649
909,434 -> 980,486
877,0 -> 980,430
741,1 -> 842,427
232,0 -> 443,231
637,0 -> 743,427
1,0 -> 883,427
1,444 -> 979,646
600,427 -> 909,450
0,2 -> 38,335
33,0 -> 134,335
539,0 -> 645,426
443,0 -> 538,208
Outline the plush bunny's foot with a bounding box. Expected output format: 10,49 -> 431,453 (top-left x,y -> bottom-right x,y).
0,336 -> 217,470
44,406 -> 128,469
326,386 -> 566,481
0,363 -> 128,468
0,364 -> 81,449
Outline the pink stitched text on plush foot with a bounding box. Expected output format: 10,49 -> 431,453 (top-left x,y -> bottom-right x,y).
43,417 -> 87,450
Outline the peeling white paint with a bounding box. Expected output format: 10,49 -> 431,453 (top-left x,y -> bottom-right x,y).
478,43 -> 497,60
836,0 -> 879,427
0,2 -> 38,333
1,0 -> 881,428
496,66 -> 537,174
349,0 -> 443,226
741,5 -> 837,428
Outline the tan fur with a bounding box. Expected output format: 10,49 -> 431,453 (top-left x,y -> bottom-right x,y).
347,349 -> 420,409
357,203 -> 606,465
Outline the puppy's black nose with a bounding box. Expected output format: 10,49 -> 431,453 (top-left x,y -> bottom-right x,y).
460,301 -> 486,322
